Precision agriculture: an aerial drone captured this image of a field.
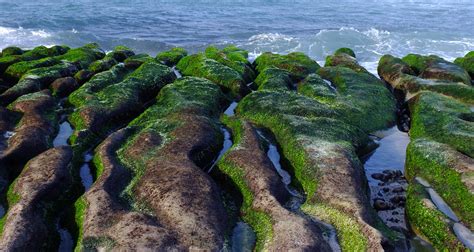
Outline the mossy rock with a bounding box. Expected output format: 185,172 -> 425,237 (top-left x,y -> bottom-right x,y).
221,45 -> 249,63
123,53 -> 154,69
56,43 -> 104,69
254,67 -> 293,91
378,54 -> 474,103
107,45 -> 135,62
298,73 -> 337,103
335,48 -> 356,58
69,64 -> 133,107
237,90 -> 370,197
406,182 -> 465,250
69,59 -> 176,146
236,91 -> 400,249
402,54 -> 471,85
237,90 -> 338,120
0,62 -> 78,106
0,45 -> 70,75
176,53 -> 249,98
115,75 -> 229,250
4,57 -> 61,81
316,66 -> 396,132
1,47 -> 24,57
325,48 -> 368,74
454,51 -> 474,79
156,47 -> 187,66
131,77 -> 228,127
216,117 -> 274,251
254,52 -> 320,81
204,46 -> 256,83
406,138 -> 474,230
86,46 -> 134,74
409,91 -> 474,157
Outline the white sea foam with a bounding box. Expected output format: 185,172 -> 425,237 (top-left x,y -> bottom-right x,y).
248,33 -> 295,43
0,26 -> 55,50
240,27 -> 473,68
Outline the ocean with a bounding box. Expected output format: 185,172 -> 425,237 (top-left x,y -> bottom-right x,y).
1,0 -> 473,73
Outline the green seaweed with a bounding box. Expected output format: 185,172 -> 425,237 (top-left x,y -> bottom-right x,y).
156,47 -> 187,66
406,183 -> 465,250
406,138 -> 474,230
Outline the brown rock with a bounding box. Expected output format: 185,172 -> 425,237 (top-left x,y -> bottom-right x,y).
133,114 -> 228,251
80,129 -> 184,251
222,121 -> 331,251
0,90 -> 58,175
51,77 -> 78,97
0,146 -> 73,250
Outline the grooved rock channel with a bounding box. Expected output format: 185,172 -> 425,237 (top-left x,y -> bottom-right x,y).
0,44 -> 472,251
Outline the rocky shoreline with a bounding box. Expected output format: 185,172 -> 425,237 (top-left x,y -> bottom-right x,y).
0,43 -> 472,251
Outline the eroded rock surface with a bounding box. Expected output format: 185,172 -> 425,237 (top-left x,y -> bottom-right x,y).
0,146 -> 73,251
219,119 -> 331,251
379,52 -> 474,250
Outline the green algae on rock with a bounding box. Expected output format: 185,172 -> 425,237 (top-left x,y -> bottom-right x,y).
401,54 -> 471,85
176,47 -> 252,99
217,117 -> 331,251
316,66 -> 396,132
379,54 -> 474,103
0,147 -> 73,251
0,90 -> 58,176
408,92 -> 474,157
254,52 -> 320,81
112,76 -> 230,250
406,139 -> 474,232
236,49 -> 403,251
0,44 -> 104,106
69,59 -> 175,147
455,51 -> 474,79
406,182 -> 466,250
379,52 -> 474,250
156,47 -> 187,66
74,45 -> 134,84
0,45 -> 70,76
75,129 -> 184,251
0,47 -> 24,57
204,46 -> 256,83
254,67 -> 293,91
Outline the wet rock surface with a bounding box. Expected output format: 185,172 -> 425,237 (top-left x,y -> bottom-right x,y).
0,146 -> 73,250
238,49 -> 406,251
379,52 -> 474,250
78,129 -> 183,251
0,90 -> 58,176
0,43 -> 471,251
218,119 -> 331,251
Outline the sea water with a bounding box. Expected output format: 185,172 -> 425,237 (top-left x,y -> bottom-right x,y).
0,0 -> 472,72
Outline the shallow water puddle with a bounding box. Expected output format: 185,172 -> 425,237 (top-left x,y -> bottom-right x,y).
230,222 -> 256,252
56,218 -> 74,252
224,102 -> 238,116
323,79 -> 337,91
363,126 -> 409,229
415,177 -> 474,250
207,128 -> 232,173
2,131 -> 15,139
172,66 -> 182,78
0,205 -> 4,218
80,152 -> 94,191
208,102 -> 238,173
256,129 -> 302,202
53,121 -> 73,147
255,129 -> 340,250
